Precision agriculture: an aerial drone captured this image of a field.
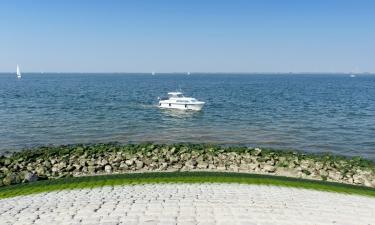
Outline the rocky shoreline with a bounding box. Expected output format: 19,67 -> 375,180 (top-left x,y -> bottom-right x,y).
1,143 -> 374,188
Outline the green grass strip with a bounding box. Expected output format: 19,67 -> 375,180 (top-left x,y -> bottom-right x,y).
0,172 -> 374,199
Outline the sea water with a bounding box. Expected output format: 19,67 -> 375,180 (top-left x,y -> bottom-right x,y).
0,73 -> 374,160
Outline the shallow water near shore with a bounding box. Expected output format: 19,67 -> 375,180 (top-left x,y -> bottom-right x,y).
0,73 -> 374,160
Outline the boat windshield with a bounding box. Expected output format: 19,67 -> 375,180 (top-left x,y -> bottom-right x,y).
169,94 -> 183,98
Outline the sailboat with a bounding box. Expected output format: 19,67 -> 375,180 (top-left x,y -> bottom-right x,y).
187,72 -> 191,75
152,71 -> 155,76
16,65 -> 21,79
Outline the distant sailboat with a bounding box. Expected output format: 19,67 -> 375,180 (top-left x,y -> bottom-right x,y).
16,65 -> 21,79
152,71 -> 155,76
350,74 -> 356,78
187,72 -> 191,75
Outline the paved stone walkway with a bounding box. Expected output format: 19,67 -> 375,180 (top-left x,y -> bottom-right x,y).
0,184 -> 374,225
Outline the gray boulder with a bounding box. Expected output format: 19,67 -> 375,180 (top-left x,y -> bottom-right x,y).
119,162 -> 128,170
185,159 -> 197,169
263,164 -> 276,173
35,166 -> 46,176
353,174 -> 365,184
125,159 -> 134,166
197,162 -> 209,169
22,171 -> 38,183
87,166 -> 95,173
3,173 -> 17,185
104,165 -> 112,173
135,160 -> 144,170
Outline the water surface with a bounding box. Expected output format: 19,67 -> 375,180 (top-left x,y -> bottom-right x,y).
0,73 -> 374,160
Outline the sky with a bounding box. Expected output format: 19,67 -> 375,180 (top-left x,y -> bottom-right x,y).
0,0 -> 374,73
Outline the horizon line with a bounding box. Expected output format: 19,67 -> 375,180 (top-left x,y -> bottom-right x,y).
0,71 -> 374,74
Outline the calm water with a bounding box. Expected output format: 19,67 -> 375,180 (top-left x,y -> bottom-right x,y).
0,73 -> 374,160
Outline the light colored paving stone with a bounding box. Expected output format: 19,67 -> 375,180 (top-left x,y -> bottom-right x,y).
0,184 -> 374,225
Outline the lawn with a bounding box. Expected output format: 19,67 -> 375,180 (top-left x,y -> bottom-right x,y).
0,171 -> 374,199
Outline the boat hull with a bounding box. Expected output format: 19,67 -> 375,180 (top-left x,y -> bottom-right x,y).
159,102 -> 204,111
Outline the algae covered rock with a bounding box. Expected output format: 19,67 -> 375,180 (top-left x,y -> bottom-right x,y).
0,143 -> 374,187
3,173 -> 19,185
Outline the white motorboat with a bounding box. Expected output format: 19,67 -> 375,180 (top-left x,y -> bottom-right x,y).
158,92 -> 205,111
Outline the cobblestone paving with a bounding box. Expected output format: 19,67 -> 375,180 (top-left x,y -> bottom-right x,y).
0,184 -> 374,225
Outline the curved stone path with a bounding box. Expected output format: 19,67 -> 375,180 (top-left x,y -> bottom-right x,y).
0,184 -> 374,225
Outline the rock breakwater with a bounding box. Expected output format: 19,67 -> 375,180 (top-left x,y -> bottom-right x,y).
1,143 -> 374,187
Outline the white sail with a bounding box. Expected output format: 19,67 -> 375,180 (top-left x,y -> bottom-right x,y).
16,65 -> 21,79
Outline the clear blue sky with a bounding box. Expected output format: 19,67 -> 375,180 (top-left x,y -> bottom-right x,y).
1,0 -> 374,73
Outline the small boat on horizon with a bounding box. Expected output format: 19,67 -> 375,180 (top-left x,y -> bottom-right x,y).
16,65 -> 21,79
350,74 -> 356,78
152,71 -> 155,76
158,92 -> 205,111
